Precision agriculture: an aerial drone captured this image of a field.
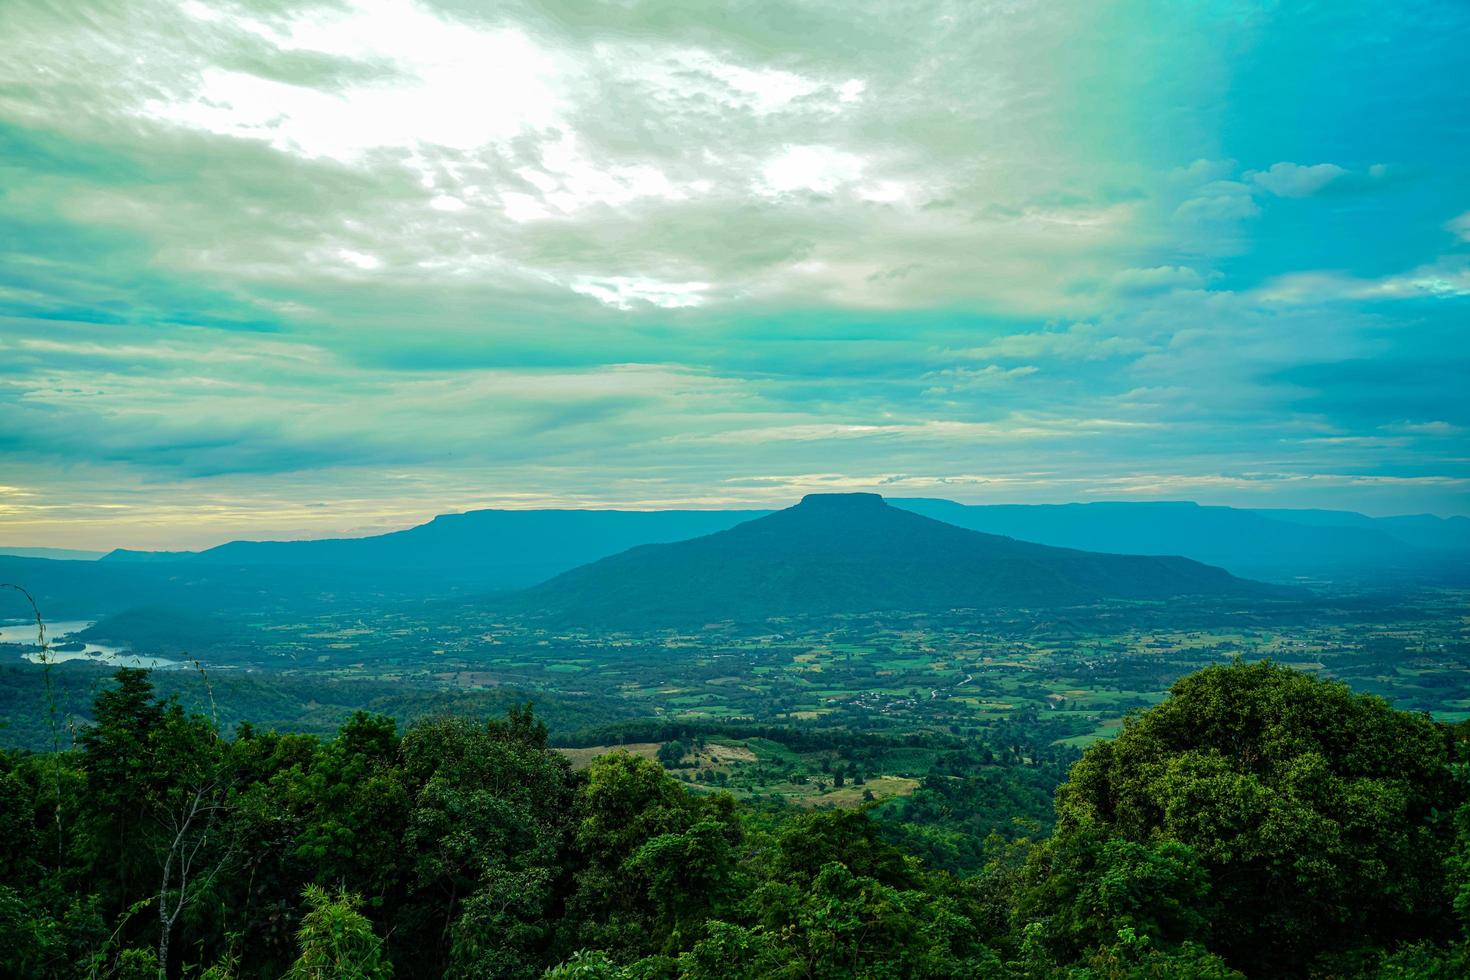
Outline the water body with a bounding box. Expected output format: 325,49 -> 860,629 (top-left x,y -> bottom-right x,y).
0,620 -> 182,670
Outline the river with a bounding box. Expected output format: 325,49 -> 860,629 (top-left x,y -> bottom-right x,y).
0,619 -> 183,670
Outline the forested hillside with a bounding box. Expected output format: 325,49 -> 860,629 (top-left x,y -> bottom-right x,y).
3,661 -> 1469,978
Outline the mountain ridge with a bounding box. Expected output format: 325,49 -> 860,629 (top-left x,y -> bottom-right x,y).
887,498 -> 1444,581
103,508 -> 770,591
96,498 -> 1469,586
499,493 -> 1297,627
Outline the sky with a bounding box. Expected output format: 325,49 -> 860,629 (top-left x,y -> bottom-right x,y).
1,0 -> 1467,549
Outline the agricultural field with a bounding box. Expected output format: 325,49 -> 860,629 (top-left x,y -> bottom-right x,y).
213,587 -> 1467,751
11,589 -> 1468,737
4,589 -> 1467,836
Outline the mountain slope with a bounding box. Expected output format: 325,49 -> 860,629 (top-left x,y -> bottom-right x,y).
504,493 -> 1293,627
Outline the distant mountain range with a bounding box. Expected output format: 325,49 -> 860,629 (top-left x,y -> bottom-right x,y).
888,500 -> 1470,581
501,493 -> 1296,627
96,497 -> 1469,587
102,509 -> 766,591
0,546 -> 106,561
4,493 -> 1460,641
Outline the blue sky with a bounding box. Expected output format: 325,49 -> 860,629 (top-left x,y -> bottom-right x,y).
0,0 -> 1467,548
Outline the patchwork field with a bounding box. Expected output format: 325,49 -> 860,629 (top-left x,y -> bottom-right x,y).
4,589 -> 1466,841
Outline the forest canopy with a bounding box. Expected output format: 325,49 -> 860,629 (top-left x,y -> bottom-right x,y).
2,660 -> 1469,978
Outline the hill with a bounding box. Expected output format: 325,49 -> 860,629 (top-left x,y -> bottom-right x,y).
503,493 -> 1294,627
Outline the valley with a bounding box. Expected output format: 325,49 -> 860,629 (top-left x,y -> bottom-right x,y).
5,583 -> 1465,861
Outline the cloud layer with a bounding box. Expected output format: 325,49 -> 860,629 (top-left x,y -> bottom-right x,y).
1,0 -> 1467,547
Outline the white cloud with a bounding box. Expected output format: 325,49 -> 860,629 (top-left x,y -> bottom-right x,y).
618,45 -> 865,117
505,133 -> 688,220
336,249 -> 382,270
148,3 -> 565,160
1255,259 -> 1470,303
1250,161 -> 1349,198
1174,180 -> 1260,222
681,414 -> 1165,448
1111,265 -> 1211,295
920,364 -> 1038,394
0,0 -> 1261,317
1379,420 -> 1463,435
759,144 -> 868,195
1447,210 -> 1470,242
569,276 -> 711,310
958,324 -> 1148,362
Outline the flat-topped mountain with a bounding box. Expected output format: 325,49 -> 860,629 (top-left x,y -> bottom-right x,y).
503,492 -> 1295,627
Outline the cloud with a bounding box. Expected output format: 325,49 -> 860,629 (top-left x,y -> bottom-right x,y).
920,364 -> 1039,395
147,3 -> 565,161
1110,265 -> 1213,295
759,144 -> 867,196
1254,258 -> 1470,304
0,0 -> 1467,545
0,0 -> 1189,319
1447,210 -> 1470,242
957,323 -> 1149,362
568,276 -> 711,310
1250,162 -> 1350,198
1380,420 -> 1463,435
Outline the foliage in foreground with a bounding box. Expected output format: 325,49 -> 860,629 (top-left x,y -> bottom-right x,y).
1,661 -> 1469,978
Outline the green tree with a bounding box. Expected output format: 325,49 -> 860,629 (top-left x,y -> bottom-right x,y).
742,861 -> 1001,978
624,817 -> 736,930
284,886 -> 391,980
1018,833 -> 1213,959
79,669 -> 166,906
677,921 -> 788,979
542,949 -> 636,979
447,866 -> 555,979
290,712 -> 410,896
1051,660 -> 1460,975
771,808 -> 914,888
1073,926 -> 1242,980
567,751 -> 737,957
655,740 -> 687,768
398,711 -> 573,974
574,752 -> 700,870
79,669 -> 236,978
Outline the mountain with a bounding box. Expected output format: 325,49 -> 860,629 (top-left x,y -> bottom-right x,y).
889,499 -> 1460,582
0,554 -> 436,622
503,493 -> 1294,627
0,546 -> 105,561
100,501 -> 1467,592
103,509 -> 769,591
1246,508 -> 1470,554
